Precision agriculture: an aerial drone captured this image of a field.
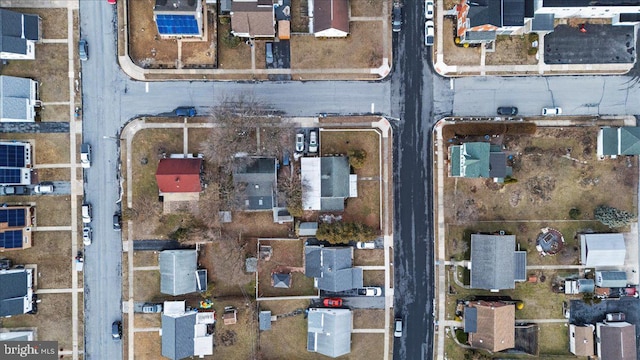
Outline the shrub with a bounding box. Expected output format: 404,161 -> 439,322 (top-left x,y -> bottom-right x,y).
594,205 -> 636,228
348,149 -> 367,169
569,208 -> 581,220
528,47 -> 538,56
316,222 -> 377,245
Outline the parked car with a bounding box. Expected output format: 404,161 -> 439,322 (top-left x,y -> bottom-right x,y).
356,241 -> 376,249
497,106 -> 518,115
425,0 -> 434,20
295,133 -> 305,152
0,185 -> 27,195
142,303 -> 163,313
33,183 -> 54,194
113,213 -> 121,231
392,4 -> 402,32
78,39 -> 88,61
265,42 -> 274,66
358,287 -> 382,296
394,317 -> 403,337
323,298 -> 343,307
425,21 -> 434,46
82,203 -> 92,224
175,107 -> 196,117
112,320 -> 122,339
606,312 -> 626,322
308,131 -> 318,153
82,226 -> 92,246
542,107 -> 562,116
107,0 -> 117,4
81,143 -> 91,168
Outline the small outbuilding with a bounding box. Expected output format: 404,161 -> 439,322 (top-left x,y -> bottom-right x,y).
580,234 -> 626,267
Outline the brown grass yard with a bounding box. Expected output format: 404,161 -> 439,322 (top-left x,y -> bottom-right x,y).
217,21 -> 252,70
353,309 -> 385,329
7,231 -> 72,289
133,270 -> 161,302
343,180 -> 380,229
133,313 -> 161,329
2,293 -> 74,349
35,196 -> 71,226
201,241 -> 255,298
1,44 -> 69,102
353,248 -> 384,266
442,19 -> 481,66
34,167 -> 71,182
210,299 -> 258,360
181,13 -> 217,68
320,130 -> 380,177
257,239 -> 316,297
351,0 -> 384,17
486,35 -> 538,66
133,251 -> 159,268
363,270 -> 385,287
133,331 -> 163,360
538,323 -> 572,356
291,22 -> 383,69
443,127 -> 637,224
17,8 -> 68,39
39,105 -> 70,122
222,212 -> 291,238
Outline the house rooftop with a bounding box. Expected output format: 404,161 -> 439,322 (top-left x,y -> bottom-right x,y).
470,234 -> 526,290
307,308 -> 352,357
156,158 -> 202,193
159,250 -> 199,295
466,301 -> 515,352
304,245 -> 362,292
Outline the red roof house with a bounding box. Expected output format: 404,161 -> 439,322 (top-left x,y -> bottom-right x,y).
155,158 -> 203,194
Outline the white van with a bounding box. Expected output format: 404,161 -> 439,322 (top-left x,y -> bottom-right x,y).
82,204 -> 92,224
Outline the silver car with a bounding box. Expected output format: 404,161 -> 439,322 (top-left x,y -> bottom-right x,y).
78,39 -> 88,61
82,226 -> 92,246
295,133 -> 305,152
394,318 -> 403,337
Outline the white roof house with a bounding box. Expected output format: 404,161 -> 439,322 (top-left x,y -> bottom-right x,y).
301,156 -> 354,212
0,76 -> 38,122
580,234 -> 626,267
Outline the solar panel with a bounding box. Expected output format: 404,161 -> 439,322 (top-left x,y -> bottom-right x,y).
0,168 -> 22,184
0,209 -> 26,227
0,230 -> 23,249
156,15 -> 200,35
0,144 -> 26,167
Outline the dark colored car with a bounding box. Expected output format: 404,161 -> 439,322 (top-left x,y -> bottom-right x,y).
175,107 -> 196,117
497,106 -> 518,115
323,298 -> 343,307
112,321 -> 122,339
113,213 -> 121,231
392,4 -> 402,32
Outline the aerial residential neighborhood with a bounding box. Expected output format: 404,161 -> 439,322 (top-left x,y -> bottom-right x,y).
0,0 -> 640,360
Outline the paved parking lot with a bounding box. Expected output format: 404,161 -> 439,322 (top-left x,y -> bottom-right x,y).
570,298 -> 640,359
544,25 -> 635,64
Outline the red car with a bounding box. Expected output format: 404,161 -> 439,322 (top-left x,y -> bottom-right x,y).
323,298 -> 343,307
107,0 -> 116,4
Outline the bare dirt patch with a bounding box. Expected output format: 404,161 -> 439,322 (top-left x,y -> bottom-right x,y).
2,44 -> 69,102
291,21 -> 383,69
442,19 -> 481,66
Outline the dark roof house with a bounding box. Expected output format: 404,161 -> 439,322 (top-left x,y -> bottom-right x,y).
159,250 -> 206,295
161,301 -> 214,360
230,0 -> 275,38
304,245 -> 363,292
314,0 -> 349,37
598,127 -> 640,158
233,157 -> 277,210
464,300 -> 515,352
455,0 -> 525,44
470,234 -> 527,291
0,9 -> 39,60
596,322 -> 637,360
301,156 -> 353,211
154,0 -> 204,37
449,142 -> 511,181
307,308 -> 352,357
0,268 -> 34,317
155,158 -> 203,194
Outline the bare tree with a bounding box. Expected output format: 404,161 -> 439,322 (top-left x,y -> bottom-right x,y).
279,170 -> 310,217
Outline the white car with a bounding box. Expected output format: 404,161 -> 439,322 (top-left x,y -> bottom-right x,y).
425,0 -> 434,20
33,183 -> 54,194
425,20 -> 434,46
295,133 -> 304,152
394,318 -> 403,338
82,226 -> 92,246
308,131 -> 318,153
82,203 -> 92,224
358,287 -> 383,296
542,107 -> 562,116
356,241 -> 376,249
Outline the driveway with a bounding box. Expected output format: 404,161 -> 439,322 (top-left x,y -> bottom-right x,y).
544,24 -> 635,64
267,41 -> 291,81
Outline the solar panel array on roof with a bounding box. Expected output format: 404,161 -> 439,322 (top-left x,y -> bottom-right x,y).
156,15 -> 200,35
0,168 -> 21,184
0,208 -> 25,226
0,143 -> 26,167
0,230 -> 23,249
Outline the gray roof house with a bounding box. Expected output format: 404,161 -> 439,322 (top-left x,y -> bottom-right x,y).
159,250 -> 206,295
595,271 -> 627,288
161,301 -> 214,360
304,245 -> 363,292
596,321 -> 637,360
298,222 -> 318,236
307,308 -> 352,358
470,234 -> 527,291
580,233 -> 626,267
301,156 -> 354,211
598,127 -> 640,158
233,157 -> 277,210
0,76 -> 39,122
0,268 -> 34,317
0,9 -> 40,60
272,273 -> 291,288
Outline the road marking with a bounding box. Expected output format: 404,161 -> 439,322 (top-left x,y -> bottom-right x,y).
371,102 -> 375,113
145,82 -> 149,93
450,78 -> 454,90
